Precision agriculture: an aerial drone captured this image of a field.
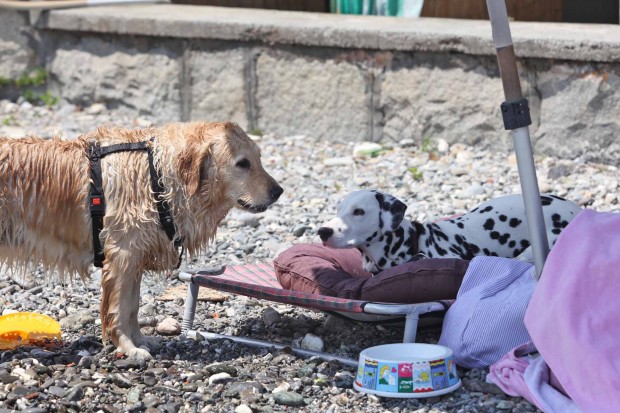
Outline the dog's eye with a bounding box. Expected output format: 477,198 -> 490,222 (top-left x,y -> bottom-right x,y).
236,158 -> 251,169
353,208 -> 365,216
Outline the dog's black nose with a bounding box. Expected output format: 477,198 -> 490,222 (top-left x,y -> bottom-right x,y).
270,185 -> 284,201
317,227 -> 334,242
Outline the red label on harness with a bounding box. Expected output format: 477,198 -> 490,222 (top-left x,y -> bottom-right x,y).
92,198 -> 101,205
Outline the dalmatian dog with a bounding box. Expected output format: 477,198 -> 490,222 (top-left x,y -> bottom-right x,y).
317,190 -> 581,274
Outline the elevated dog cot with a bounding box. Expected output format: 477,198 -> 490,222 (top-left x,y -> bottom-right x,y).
179,263 -> 453,367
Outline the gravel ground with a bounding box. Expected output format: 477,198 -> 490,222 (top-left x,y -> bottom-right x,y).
1,99 -> 618,413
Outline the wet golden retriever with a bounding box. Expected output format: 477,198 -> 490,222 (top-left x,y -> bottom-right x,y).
0,122 -> 283,360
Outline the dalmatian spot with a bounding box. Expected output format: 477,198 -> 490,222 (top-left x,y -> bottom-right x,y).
509,218 -> 522,228
520,239 -> 530,249
479,206 -> 494,214
434,229 -> 449,242
508,240 -> 516,248
482,248 -> 491,255
390,227 -> 405,255
457,222 -> 465,229
513,248 -> 522,257
552,228 -> 562,235
383,233 -> 394,256
466,242 -> 481,254
541,196 -> 553,206
378,257 -> 387,267
490,231 -> 500,240
414,222 -> 426,235
366,231 -> 378,242
499,215 -> 508,222
483,218 -> 495,231
498,233 -> 511,245
435,244 -> 448,256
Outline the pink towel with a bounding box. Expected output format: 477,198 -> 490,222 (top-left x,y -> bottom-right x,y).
487,342 -> 538,400
524,209 -> 620,413
487,342 -> 582,413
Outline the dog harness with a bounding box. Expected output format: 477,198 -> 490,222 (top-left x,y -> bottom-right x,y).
87,139 -> 184,268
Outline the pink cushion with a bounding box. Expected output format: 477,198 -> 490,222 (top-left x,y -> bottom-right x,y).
273,244 -> 469,303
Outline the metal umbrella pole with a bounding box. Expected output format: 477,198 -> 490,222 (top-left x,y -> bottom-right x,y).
486,0 -> 549,279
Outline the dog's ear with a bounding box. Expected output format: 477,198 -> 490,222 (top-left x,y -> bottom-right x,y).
178,141 -> 214,197
375,192 -> 407,233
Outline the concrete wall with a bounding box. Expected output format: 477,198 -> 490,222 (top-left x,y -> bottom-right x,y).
1,6 -> 620,164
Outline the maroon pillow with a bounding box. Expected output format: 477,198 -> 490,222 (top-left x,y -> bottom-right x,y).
273,244 -> 469,304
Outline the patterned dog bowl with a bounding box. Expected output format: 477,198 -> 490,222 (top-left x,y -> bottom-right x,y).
354,343 -> 461,398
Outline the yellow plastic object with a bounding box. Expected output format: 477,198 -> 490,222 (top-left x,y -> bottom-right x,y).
0,312 -> 61,350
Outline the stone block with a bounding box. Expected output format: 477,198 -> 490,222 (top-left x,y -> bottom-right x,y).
0,11 -> 33,81
48,36 -> 182,121
533,63 -> 620,165
189,48 -> 247,128
255,50 -> 368,141
381,54 -> 509,150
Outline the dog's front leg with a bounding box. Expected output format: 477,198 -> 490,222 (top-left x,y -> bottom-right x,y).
129,271 -> 160,351
101,250 -> 152,361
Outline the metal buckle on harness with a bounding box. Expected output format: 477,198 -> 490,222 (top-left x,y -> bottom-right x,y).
88,144 -> 101,161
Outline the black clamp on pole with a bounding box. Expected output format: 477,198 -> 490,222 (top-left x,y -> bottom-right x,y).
500,98 -> 532,130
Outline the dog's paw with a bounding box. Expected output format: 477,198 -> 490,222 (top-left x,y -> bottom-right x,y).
123,347 -> 153,362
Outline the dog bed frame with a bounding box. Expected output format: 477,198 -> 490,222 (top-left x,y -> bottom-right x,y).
179,263 -> 452,366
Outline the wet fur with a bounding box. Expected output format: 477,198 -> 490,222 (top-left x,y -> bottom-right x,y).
0,122 -> 281,359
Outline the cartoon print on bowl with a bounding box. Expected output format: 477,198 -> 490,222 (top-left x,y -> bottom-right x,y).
377,363 -> 399,393
355,364 -> 364,388
412,361 -> 433,393
362,359 -> 378,389
430,359 -> 449,390
398,362 -> 413,378
398,375 -> 414,393
447,358 -> 459,387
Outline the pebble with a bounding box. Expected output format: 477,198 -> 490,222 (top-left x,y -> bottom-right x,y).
111,373 -> 133,388
85,103 -> 107,115
1,98 -> 617,413
272,390 -> 305,406
156,318 -> 181,335
127,387 -> 141,404
353,142 -> 383,157
208,372 -> 232,385
292,225 -> 312,237
235,213 -> 262,228
496,400 -> 515,410
300,333 -> 325,352
234,405 -> 253,413
261,307 -> 281,326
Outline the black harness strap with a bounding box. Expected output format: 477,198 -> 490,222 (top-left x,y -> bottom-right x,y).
88,139 -> 184,268
147,146 -> 181,247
